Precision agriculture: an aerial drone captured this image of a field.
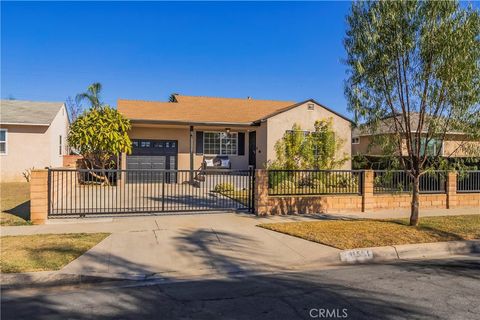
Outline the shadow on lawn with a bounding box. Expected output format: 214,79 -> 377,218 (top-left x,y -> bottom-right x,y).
4,200 -> 31,221
387,218 -> 466,241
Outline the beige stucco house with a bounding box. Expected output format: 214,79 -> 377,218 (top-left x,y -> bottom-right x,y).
352,113 -> 480,162
0,100 -> 69,182
118,95 -> 353,172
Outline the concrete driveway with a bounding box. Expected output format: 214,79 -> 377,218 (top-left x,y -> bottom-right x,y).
2,213 -> 339,280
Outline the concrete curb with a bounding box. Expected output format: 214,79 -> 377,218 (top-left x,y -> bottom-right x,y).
2,240 -> 479,288
339,240 -> 480,264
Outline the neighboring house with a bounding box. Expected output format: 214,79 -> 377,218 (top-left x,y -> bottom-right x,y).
117,95 -> 353,171
0,100 -> 69,182
352,113 -> 480,162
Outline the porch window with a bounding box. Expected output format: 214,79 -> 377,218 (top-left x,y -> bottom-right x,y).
204,132 -> 238,155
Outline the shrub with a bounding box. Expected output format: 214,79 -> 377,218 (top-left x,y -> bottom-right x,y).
214,183 -> 234,193
310,178 -> 326,191
273,180 -> 297,193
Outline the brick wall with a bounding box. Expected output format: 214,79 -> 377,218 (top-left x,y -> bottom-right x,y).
255,169 -> 480,216
63,155 -> 83,168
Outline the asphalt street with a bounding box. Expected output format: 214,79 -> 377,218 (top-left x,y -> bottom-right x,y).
2,256 -> 479,320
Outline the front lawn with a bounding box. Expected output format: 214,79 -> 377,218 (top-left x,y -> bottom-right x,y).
258,215 -> 480,249
1,182 -> 31,226
1,233 -> 110,273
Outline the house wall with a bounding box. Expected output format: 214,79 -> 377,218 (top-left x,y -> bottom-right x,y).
0,104 -> 69,182
0,125 -> 51,182
127,124 -> 251,170
443,134 -> 480,157
255,121 -> 268,168
48,104 -> 69,168
265,101 -> 352,169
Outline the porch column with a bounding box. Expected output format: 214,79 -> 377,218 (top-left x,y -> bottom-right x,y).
189,125 -> 194,181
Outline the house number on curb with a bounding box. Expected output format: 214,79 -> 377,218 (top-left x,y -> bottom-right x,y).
339,249 -> 374,262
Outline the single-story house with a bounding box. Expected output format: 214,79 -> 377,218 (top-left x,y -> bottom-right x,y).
0,100 -> 70,182
352,113 -> 480,161
117,95 -> 353,172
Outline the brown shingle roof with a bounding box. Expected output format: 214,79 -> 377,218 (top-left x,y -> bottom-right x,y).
118,95 -> 295,124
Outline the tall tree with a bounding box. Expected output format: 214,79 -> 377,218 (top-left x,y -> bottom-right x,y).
345,0 -> 480,225
76,82 -> 103,110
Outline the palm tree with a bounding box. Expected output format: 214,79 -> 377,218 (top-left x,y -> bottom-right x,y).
169,93 -> 179,102
76,82 -> 103,109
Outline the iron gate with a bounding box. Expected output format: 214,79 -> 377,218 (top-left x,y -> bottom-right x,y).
48,168 -> 255,217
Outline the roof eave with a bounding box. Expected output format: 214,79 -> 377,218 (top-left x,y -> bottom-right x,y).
0,122 -> 51,126
129,119 -> 258,127
256,99 -> 355,124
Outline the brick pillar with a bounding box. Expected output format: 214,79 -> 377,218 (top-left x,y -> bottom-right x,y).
362,170 -> 374,212
119,152 -> 127,186
30,169 -> 49,224
446,171 -> 457,209
254,169 -> 269,215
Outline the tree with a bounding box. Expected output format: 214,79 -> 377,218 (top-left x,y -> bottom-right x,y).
65,96 -> 84,122
344,0 -> 480,225
76,82 -> 103,110
269,119 -> 348,170
169,93 -> 179,102
68,106 -> 132,184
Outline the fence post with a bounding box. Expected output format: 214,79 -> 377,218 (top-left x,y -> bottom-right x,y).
254,169 -> 269,215
362,170 -> 374,212
446,171 -> 457,209
30,169 -> 49,224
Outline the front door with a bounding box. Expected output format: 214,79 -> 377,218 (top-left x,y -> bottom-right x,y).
248,131 -> 256,168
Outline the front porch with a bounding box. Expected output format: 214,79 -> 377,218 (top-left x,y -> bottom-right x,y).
121,123 -> 261,172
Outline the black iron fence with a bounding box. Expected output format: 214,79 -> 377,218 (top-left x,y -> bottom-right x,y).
48,169 -> 254,216
373,170 -> 447,194
268,170 -> 363,196
457,171 -> 480,193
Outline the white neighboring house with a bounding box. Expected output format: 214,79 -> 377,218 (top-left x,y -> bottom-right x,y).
0,100 -> 70,182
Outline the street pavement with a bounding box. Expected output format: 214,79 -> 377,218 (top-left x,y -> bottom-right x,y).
2,256 -> 479,320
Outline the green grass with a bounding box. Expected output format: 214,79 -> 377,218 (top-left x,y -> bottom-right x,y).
258,215 -> 480,249
1,182 -> 31,226
1,233 -> 110,273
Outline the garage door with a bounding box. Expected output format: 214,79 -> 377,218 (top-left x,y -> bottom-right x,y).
126,139 -> 178,182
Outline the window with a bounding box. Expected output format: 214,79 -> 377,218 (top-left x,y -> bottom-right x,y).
352,137 -> 360,144
286,130 -> 310,137
0,129 -> 6,155
59,135 -> 62,155
204,132 -> 238,155
413,138 -> 443,156
307,103 -> 315,110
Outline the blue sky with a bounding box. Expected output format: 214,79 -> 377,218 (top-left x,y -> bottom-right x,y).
3,1 -> 359,117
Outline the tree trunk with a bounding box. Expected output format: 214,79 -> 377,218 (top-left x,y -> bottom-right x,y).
410,175 -> 420,226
